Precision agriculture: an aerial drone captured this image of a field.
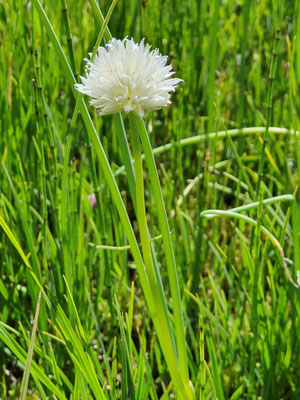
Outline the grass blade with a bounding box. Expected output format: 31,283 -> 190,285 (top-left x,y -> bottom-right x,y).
19,291 -> 42,400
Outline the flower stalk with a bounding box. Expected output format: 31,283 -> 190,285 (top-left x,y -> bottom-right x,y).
129,112 -> 176,361
135,117 -> 189,376
129,113 -> 194,399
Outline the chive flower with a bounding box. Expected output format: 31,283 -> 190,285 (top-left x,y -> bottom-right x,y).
75,38 -> 182,117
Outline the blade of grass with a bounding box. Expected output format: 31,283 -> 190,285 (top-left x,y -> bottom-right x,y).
19,291 -> 42,400
0,326 -> 67,400
256,30 -> 280,195
31,0 -> 156,326
200,209 -> 299,288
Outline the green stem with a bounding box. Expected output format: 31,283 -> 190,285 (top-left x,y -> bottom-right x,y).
207,0 -> 221,137
248,188 -> 263,398
31,0 -> 155,330
61,0 -> 78,80
214,103 -> 256,200
256,30 -> 280,195
112,126 -> 300,179
199,315 -> 206,400
153,126 -> 298,156
129,113 -> 192,400
89,0 -> 113,42
200,209 -> 299,288
133,116 -> 192,393
237,0 -> 251,154
129,116 -> 156,286
60,0 -> 117,326
34,50 -> 59,237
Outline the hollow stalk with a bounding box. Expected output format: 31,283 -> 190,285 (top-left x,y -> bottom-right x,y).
129,113 -> 194,399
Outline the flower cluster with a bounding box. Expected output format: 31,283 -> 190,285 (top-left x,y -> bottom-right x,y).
75,38 -> 182,117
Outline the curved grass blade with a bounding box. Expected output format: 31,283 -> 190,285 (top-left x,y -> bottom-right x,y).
31,0 -> 153,320
200,209 -> 299,288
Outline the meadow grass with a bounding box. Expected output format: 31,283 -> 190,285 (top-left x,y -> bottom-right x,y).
1,0 -> 300,399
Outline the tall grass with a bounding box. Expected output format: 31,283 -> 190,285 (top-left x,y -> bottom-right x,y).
1,0 -> 300,399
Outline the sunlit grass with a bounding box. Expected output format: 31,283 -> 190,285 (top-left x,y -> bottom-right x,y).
1,0 -> 300,399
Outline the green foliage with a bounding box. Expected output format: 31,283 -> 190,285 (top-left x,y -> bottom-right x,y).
1,0 -> 300,399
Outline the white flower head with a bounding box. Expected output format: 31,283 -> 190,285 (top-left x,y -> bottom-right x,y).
75,38 -> 182,118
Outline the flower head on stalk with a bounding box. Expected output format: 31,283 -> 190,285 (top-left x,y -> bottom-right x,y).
75,38 -> 182,118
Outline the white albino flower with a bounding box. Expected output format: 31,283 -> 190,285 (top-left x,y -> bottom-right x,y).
75,38 -> 182,118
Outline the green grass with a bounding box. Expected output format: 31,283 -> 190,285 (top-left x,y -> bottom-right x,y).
1,0 -> 300,398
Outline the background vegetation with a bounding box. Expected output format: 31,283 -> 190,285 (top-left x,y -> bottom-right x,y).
1,0 -> 300,398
